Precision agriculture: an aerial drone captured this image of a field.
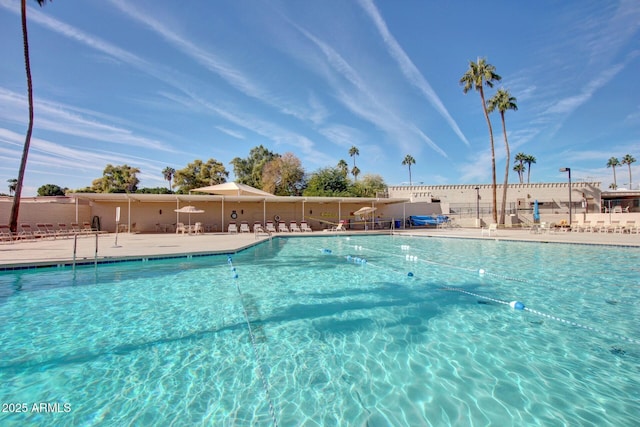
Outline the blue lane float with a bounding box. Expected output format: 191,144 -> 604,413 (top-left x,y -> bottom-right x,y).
509,301 -> 525,310
345,255 -> 367,265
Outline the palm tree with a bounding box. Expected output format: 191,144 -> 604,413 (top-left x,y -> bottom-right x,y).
337,159 -> 349,177
9,0 -> 50,233
606,157 -> 620,189
401,154 -> 416,185
351,165 -> 361,182
513,163 -> 526,183
349,146 -> 360,181
621,154 -> 636,189
524,154 -> 536,184
487,88 -> 518,225
8,179 -> 18,196
514,152 -> 527,183
460,57 -> 501,223
162,166 -> 175,190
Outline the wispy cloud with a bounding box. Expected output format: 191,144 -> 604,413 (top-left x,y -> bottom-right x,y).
106,0 -> 324,126
0,88 -> 174,152
357,0 -> 470,147
215,126 -> 245,140
292,23 -> 448,158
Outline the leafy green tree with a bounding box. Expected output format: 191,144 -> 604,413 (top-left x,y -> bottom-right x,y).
262,152 -> 306,196
606,157 -> 620,189
9,0 -> 51,233
487,88 -> 518,225
524,154 -> 536,184
7,179 -> 18,196
514,153 -> 527,184
91,164 -> 141,193
401,155 -> 416,185
37,184 -> 66,196
351,174 -> 387,197
303,167 -> 350,196
136,187 -> 173,194
173,159 -> 228,193
460,57 -> 501,223
162,166 -> 175,191
621,154 -> 636,189
230,145 -> 278,189
349,146 -> 360,181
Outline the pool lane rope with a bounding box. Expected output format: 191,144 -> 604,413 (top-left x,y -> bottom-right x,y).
319,244 -> 640,346
227,256 -> 279,427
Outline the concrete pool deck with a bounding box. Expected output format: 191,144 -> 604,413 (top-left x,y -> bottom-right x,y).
1,227 -> 638,269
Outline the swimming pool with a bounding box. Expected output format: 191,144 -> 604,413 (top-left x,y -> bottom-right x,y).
0,235 -> 638,426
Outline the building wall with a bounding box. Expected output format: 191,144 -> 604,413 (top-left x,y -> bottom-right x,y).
0,197 -> 91,228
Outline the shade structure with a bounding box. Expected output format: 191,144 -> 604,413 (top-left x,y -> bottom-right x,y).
354,206 -> 377,216
191,182 -> 274,197
174,205 -> 205,229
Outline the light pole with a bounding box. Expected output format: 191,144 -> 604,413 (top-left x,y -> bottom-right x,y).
559,167 -> 572,225
474,187 -> 480,227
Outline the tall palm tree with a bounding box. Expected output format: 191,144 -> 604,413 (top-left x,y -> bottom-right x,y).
513,163 -> 525,183
337,159 -> 349,177
460,58 -> 501,223
162,166 -> 175,191
401,154 -> 416,185
487,88 -> 518,225
621,154 -> 636,189
9,0 -> 50,233
524,154 -> 536,184
349,146 -> 360,181
606,157 -> 620,189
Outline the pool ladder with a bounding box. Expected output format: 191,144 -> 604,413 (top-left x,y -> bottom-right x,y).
72,232 -> 99,270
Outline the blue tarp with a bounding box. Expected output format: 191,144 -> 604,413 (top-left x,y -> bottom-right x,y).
409,215 -> 449,226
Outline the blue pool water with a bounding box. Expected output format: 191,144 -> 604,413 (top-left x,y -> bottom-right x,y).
0,235 -> 639,426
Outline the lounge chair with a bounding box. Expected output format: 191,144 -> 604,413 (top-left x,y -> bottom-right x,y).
57,223 -> 71,238
253,222 -> 265,233
82,222 -> 94,234
289,221 -> 301,232
228,222 -> 238,234
18,224 -> 36,240
266,221 -> 276,233
0,225 -> 14,243
300,221 -> 312,232
332,220 -> 347,231
70,222 -> 82,234
35,223 -> 52,239
606,221 -> 621,233
278,222 -> 290,232
591,221 -> 605,233
616,221 -> 634,233
481,223 -> 498,236
240,222 -> 250,233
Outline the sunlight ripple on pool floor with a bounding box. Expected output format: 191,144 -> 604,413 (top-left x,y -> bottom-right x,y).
0,235 -> 639,425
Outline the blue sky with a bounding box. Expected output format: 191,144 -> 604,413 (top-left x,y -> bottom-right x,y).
1,0 -> 639,195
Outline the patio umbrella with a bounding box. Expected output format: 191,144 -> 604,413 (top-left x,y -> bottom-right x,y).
354,206 -> 377,229
533,200 -> 540,222
354,206 -> 377,216
174,205 -> 205,229
191,182 -> 274,197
